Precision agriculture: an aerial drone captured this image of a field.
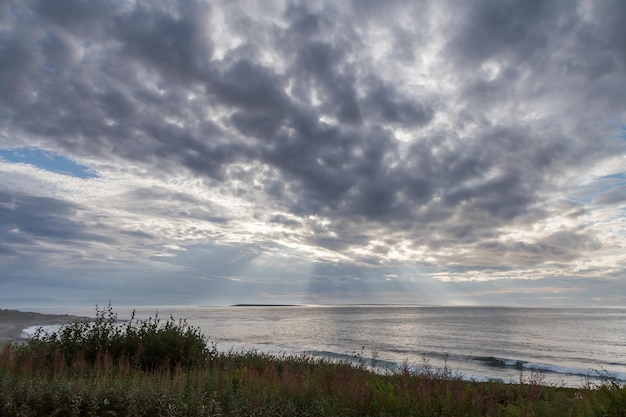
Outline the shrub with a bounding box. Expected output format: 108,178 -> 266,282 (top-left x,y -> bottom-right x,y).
593,376 -> 626,417
17,304 -> 210,371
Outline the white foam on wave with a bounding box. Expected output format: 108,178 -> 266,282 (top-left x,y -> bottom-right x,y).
20,324 -> 64,339
461,374 -> 503,383
522,362 -> 626,382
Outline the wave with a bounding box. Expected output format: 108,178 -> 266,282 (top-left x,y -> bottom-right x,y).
471,355 -> 626,383
292,349 -> 626,385
20,324 -> 64,339
305,350 -> 402,372
308,350 -> 626,384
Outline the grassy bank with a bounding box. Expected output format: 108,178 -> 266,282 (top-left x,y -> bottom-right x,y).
1,307 -> 624,416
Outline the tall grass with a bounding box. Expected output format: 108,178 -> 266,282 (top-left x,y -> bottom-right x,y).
1,306 -> 624,416
13,304 -> 209,372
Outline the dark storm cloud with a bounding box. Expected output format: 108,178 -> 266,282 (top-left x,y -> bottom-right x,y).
0,190 -> 110,246
34,0 -> 114,33
259,120 -> 401,218
448,0 -> 626,117
474,230 -> 602,266
293,41 -> 362,124
363,81 -> 435,126
446,0 -> 559,64
118,1 -> 213,81
2,1 -> 437,230
1,0 -> 625,304
213,59 -> 289,113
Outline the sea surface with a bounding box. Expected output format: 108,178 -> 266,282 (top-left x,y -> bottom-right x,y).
27,305 -> 626,388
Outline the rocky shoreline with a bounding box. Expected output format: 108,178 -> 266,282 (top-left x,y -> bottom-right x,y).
0,309 -> 90,342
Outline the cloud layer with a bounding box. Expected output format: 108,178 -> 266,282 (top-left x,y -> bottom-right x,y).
1,0 -> 625,306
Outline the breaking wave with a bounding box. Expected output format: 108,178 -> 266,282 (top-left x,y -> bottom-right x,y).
471,355 -> 626,383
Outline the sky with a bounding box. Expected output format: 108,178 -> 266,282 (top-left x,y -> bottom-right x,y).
1,0 -> 626,308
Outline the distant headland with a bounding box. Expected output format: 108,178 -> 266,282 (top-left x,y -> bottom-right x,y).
230,304 -> 301,307
0,309 -> 91,342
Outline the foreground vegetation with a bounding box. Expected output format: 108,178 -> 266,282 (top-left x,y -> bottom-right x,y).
1,307 -> 625,416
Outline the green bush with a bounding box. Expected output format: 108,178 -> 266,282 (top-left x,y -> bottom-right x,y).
593,378 -> 626,417
17,304 -> 210,371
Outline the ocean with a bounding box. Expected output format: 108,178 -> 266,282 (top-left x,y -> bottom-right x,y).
27,305 -> 626,388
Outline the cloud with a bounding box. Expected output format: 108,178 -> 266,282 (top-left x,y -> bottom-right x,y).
0,192 -> 86,240
0,0 -> 625,306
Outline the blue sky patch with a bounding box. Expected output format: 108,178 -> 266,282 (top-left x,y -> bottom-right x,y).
0,147 -> 98,179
